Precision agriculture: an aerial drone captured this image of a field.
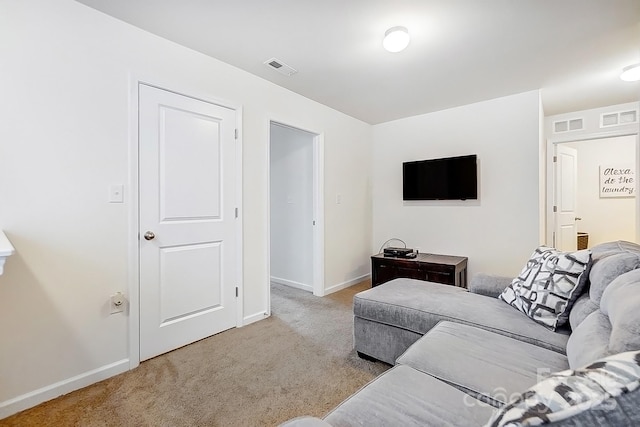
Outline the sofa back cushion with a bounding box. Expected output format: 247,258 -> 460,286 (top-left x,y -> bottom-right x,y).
601,269 -> 640,355
566,268 -> 640,369
588,247 -> 640,304
568,240 -> 640,331
566,311 -> 612,369
568,294 -> 599,330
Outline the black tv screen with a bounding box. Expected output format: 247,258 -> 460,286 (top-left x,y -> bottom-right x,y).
403,155 -> 477,200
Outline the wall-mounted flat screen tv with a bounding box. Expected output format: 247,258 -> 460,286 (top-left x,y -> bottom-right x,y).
403,154 -> 477,201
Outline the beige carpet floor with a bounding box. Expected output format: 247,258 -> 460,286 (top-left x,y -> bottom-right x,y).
2,280 -> 388,427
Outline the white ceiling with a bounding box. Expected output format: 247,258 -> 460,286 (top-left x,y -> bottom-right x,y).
75,0 -> 640,124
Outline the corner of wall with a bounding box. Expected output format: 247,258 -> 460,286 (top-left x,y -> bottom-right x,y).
539,94 -> 547,244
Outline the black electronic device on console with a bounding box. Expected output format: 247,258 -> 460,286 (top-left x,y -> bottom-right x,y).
383,247 -> 415,258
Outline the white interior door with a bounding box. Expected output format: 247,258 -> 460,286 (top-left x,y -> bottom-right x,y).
555,145 -> 578,251
139,84 -> 237,361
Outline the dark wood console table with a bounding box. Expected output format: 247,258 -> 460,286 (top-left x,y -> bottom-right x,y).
371,253 -> 468,288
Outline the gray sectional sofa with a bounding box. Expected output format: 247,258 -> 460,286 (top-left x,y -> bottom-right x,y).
282,241 -> 640,426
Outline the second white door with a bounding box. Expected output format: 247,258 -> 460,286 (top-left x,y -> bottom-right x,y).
555,145 -> 578,251
139,84 -> 238,361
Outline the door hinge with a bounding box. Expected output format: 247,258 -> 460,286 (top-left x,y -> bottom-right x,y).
553,205 -> 557,213
235,207 -> 238,218
553,156 -> 557,163
235,129 -> 238,140
235,287 -> 239,297
313,220 -> 316,225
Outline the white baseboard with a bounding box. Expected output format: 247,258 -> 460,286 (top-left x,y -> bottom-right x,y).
270,276 -> 313,292
0,359 -> 130,419
325,274 -> 370,295
243,311 -> 269,326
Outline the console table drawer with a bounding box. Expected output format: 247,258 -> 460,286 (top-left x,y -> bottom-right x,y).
423,269 -> 454,285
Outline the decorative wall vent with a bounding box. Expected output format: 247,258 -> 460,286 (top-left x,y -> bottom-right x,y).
553,117 -> 584,133
601,110 -> 639,128
263,58 -> 298,76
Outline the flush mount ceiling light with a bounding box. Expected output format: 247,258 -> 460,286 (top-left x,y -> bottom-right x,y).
383,26 -> 410,53
620,63 -> 640,82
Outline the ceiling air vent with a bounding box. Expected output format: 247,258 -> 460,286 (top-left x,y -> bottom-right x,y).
264,58 -> 297,76
601,110 -> 638,128
553,117 -> 584,133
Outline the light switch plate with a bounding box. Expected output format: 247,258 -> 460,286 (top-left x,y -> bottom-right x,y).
109,184 -> 124,203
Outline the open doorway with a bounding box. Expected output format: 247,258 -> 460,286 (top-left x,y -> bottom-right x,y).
267,121 -> 324,312
549,134 -> 638,250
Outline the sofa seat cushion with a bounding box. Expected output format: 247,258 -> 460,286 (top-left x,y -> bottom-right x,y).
396,321 -> 569,407
323,365 -> 494,427
354,279 -> 570,354
487,350 -> 640,427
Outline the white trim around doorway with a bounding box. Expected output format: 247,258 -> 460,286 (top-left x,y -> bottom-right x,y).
546,128 -> 640,248
266,120 -> 325,316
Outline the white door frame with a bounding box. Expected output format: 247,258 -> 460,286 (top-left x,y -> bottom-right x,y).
127,75 -> 244,369
546,129 -> 640,248
266,120 -> 325,314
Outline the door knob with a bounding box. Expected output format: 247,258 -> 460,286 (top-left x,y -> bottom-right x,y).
144,231 -> 155,241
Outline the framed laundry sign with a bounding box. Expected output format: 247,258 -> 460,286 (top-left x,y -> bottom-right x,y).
600,165 -> 635,198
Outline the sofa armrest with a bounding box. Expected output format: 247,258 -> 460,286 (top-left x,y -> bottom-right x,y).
468,273 -> 513,298
279,417 -> 332,427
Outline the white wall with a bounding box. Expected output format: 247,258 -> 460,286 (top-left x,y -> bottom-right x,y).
566,136 -> 636,246
270,124 -> 314,290
372,90 -> 542,279
0,0 -> 372,415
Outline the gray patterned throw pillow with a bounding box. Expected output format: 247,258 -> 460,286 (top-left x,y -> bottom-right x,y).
486,350 -> 640,427
499,246 -> 592,330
